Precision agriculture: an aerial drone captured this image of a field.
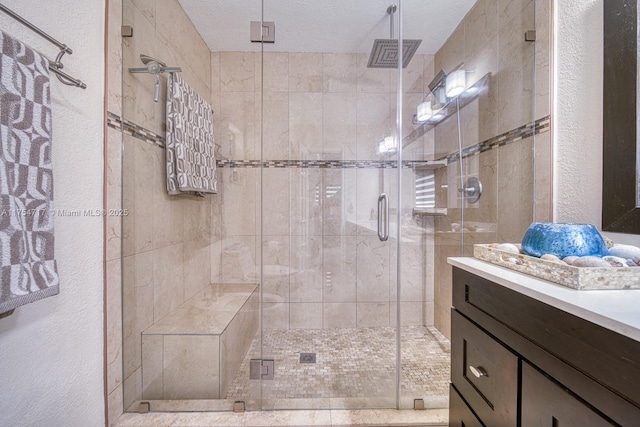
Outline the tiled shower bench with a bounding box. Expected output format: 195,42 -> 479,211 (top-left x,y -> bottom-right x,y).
141,283 -> 258,400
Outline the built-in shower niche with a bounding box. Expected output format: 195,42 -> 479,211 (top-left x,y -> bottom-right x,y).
140,284 -> 258,400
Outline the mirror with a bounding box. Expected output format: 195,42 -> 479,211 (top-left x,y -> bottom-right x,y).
603,0 -> 640,233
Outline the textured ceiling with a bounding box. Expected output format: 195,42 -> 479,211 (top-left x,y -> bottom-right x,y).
178,0 -> 477,55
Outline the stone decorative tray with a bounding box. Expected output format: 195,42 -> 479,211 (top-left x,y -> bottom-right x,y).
473,244 -> 640,290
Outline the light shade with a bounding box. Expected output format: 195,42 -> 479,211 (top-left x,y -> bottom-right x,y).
416,101 -> 433,121
446,69 -> 466,98
378,135 -> 397,154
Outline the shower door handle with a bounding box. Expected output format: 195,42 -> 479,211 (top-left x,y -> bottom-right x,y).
378,193 -> 389,241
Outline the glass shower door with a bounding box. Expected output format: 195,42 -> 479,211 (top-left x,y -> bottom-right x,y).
258,0 -> 401,410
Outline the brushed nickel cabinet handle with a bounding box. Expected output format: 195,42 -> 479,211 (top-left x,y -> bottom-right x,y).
469,365 -> 487,378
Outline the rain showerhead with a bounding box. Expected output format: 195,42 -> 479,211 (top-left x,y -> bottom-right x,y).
367,5 -> 422,69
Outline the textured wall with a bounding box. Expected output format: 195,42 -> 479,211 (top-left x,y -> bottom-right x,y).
554,0 -> 603,225
0,0 -> 106,426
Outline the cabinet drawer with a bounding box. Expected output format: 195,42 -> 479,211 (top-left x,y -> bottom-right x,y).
451,310 -> 518,427
449,384 -> 483,427
521,361 -> 615,426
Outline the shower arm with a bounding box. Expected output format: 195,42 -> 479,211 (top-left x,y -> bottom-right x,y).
387,5 -> 397,38
128,66 -> 182,73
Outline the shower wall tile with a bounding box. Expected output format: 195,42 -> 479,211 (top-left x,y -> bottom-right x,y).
122,251 -> 154,379
534,129 -> 552,222
356,169 -> 381,234
535,0 -> 551,118
390,301 -> 422,326
463,148 -> 498,226
422,54 -> 436,94
324,303 -> 357,328
262,168 -> 291,236
219,167 -> 257,236
290,236 -> 323,303
141,335 -> 164,399
218,92 -> 257,160
107,0 -> 123,116
107,385 -> 124,427
152,153 -> 185,249
106,259 -> 123,396
356,236 -> 390,302
497,137 -> 534,243
499,0 -> 530,28
220,236 -> 257,283
289,53 -> 323,93
183,239 -> 213,301
391,53 -> 424,94
356,53 -> 391,93
259,52 -> 289,93
262,236 -> 290,304
289,93 -> 323,161
323,53 -> 357,93
263,300 -> 290,330
434,24 -> 464,77
210,239 -> 223,283
106,128 -> 122,262
261,92 -> 290,159
211,52 -> 221,93
464,0 -> 499,58
357,302 -> 390,327
183,197 -> 213,244
391,240 -> 424,302
322,93 -> 357,160
163,335 -> 220,399
290,168 -> 323,236
290,303 -> 323,329
122,0 -> 157,133
323,236 -> 357,303
323,169 -> 357,236
156,0 -> 210,86
122,136 -> 154,257
153,243 -> 185,322
356,92 -> 393,160
462,34 -> 499,144
131,0 -> 155,25
496,0 -> 535,135
220,52 -> 255,92
123,367 -> 143,410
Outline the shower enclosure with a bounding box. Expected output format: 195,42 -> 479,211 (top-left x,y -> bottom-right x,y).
118,0 -> 543,413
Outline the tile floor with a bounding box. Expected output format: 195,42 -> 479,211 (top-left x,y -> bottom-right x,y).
228,326 -> 450,405
117,326 -> 450,426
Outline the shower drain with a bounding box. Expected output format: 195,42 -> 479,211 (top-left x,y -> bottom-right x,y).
300,353 -> 316,363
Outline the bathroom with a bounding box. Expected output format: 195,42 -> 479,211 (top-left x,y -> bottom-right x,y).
0,0 -> 635,426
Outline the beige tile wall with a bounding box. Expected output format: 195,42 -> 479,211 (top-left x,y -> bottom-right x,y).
432,0 -> 552,339
212,51 -> 435,330
113,0 -> 215,413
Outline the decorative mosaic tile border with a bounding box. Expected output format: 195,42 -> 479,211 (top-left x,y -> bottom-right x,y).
107,112 -> 550,168
107,112 -> 165,147
442,116 -> 550,164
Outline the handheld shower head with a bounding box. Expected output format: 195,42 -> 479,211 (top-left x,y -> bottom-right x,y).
140,54 -> 167,68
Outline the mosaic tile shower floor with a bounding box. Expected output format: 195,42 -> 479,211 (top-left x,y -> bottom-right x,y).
227,326 -> 450,404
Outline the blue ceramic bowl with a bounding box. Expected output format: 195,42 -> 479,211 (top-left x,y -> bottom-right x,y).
521,223 -> 609,259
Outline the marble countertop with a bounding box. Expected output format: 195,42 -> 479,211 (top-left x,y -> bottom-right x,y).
448,257 -> 640,343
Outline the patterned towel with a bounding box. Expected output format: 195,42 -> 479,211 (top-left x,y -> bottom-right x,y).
166,73 -> 217,195
0,31 -> 59,314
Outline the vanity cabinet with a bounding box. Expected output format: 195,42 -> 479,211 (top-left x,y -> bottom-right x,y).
449,266 -> 640,427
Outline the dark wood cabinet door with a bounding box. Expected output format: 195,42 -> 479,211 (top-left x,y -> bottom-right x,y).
521,362 -> 617,427
451,310 -> 518,427
449,384 -> 484,427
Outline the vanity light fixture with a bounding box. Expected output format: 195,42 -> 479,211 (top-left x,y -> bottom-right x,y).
416,100 -> 433,121
446,69 -> 466,98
